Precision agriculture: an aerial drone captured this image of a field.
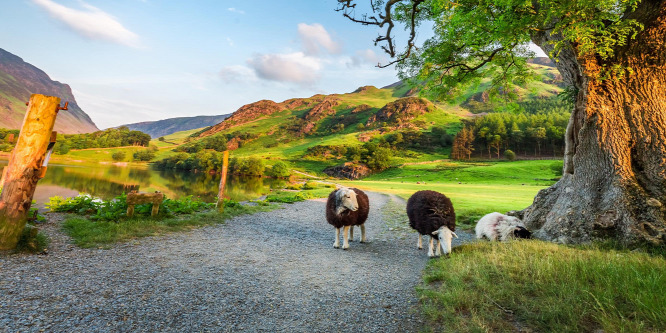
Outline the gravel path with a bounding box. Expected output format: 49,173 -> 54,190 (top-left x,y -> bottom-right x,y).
0,192 -> 475,332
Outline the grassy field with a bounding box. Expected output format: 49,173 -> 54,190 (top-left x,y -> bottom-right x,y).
338,160 -> 560,227
420,241 -> 666,332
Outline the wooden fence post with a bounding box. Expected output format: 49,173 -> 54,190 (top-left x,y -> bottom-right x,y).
217,150 -> 230,211
0,94 -> 61,250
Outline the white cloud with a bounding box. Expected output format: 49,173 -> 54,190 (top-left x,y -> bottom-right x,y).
348,49 -> 385,68
31,0 -> 141,48
298,23 -> 342,55
219,65 -> 257,83
247,52 -> 321,85
226,37 -> 234,47
228,7 -> 245,14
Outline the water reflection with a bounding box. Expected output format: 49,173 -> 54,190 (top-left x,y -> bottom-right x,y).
0,161 -> 282,207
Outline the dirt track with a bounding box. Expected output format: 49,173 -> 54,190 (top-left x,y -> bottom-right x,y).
0,192 -> 474,332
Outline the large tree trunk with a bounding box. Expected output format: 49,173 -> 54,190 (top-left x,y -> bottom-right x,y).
524,0 -> 666,245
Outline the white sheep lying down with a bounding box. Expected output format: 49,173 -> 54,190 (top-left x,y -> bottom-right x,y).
475,212 -> 531,241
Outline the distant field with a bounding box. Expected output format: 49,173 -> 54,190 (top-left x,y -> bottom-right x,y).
338,160 -> 561,226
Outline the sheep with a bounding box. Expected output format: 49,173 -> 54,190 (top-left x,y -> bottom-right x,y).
325,187 -> 369,249
406,190 -> 457,257
475,212 -> 532,241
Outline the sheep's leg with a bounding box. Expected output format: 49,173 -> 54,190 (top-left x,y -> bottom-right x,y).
417,234 -> 423,249
435,238 -> 441,256
342,225 -> 351,250
360,224 -> 367,243
428,237 -> 435,257
349,225 -> 354,242
334,228 -> 340,248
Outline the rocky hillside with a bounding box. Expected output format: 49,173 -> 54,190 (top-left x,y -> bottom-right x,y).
170,60 -> 565,161
0,48 -> 98,133
121,114 -> 230,138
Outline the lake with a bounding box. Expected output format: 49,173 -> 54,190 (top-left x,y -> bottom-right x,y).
0,161 -> 287,210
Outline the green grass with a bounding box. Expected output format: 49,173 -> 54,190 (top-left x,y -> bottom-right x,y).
420,240 -> 666,332
338,160 -> 560,228
61,203 -> 279,248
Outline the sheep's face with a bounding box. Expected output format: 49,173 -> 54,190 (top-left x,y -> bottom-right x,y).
432,226 -> 458,255
513,226 -> 532,239
335,188 -> 358,215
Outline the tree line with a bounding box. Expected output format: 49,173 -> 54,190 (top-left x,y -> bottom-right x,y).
0,126 -> 151,154
452,104 -> 571,160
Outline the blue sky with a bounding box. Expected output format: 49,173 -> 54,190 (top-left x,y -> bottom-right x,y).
1,0 -> 406,129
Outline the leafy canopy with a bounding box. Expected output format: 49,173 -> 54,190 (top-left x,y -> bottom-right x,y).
340,0 -> 643,99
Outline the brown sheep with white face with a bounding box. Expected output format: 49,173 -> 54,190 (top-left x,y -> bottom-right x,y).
325,187 -> 369,249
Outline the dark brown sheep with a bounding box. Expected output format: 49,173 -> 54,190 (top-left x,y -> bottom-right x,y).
325,187 -> 369,249
406,190 -> 457,257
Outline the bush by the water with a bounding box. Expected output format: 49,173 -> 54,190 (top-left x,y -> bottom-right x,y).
61,199 -> 276,248
153,151 -> 227,172
112,151 -> 126,162
133,149 -> 156,161
46,194 -> 215,221
269,161 -> 291,178
229,156 -> 264,176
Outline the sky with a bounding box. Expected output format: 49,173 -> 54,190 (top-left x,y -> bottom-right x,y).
1,0 -> 545,130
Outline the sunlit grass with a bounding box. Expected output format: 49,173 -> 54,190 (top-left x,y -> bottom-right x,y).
420,241 -> 666,332
62,203 -> 280,248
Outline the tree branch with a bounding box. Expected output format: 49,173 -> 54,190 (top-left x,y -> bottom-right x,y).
337,0 -> 425,67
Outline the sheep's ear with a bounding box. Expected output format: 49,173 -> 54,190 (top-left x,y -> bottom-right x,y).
431,230 -> 439,235
451,232 -> 458,238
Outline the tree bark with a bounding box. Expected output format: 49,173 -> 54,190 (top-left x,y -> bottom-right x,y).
524,0 -> 666,245
0,94 -> 60,250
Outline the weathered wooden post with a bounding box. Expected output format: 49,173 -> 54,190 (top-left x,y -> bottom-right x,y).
126,191 -> 164,217
217,150 -> 230,211
0,94 -> 62,250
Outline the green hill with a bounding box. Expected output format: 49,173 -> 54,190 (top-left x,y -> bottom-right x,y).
151,61 -> 566,177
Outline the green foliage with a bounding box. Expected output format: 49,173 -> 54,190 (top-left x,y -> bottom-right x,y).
61,201 -> 278,248
420,240 -> 666,332
301,181 -> 319,190
133,149 -> 156,161
154,151 -> 227,172
265,191 -> 313,203
504,149 -> 516,161
228,156 -> 264,176
111,151 -> 126,162
389,0 -> 645,100
177,132 -> 255,153
46,193 -> 215,221
464,105 -> 570,158
270,161 -> 291,178
52,127 -> 151,152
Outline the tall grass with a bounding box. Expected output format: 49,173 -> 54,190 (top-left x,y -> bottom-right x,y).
420,241 -> 666,332
62,203 -> 279,248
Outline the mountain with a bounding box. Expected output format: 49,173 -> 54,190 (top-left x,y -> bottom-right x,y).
121,114 -> 231,138
194,61 -> 566,144
0,48 -> 99,134
157,60 -> 568,177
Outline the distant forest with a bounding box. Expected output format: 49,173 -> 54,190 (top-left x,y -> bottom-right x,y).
453,98 -> 572,160
0,127 -> 151,154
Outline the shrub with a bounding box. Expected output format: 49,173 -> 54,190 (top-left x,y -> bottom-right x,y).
270,161 -> 291,178
302,181 -> 319,190
504,149 -> 516,161
133,149 -> 156,161
112,151 -> 126,162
